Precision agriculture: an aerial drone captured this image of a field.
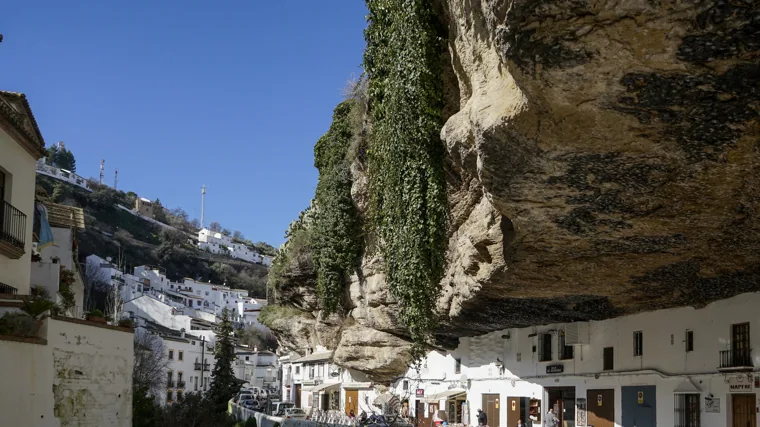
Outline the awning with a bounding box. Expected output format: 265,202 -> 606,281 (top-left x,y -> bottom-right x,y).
307,382 -> 341,393
673,378 -> 701,394
423,389 -> 466,403
342,382 -> 373,389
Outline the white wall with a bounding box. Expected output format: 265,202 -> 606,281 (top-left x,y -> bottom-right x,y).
48,317 -> 133,427
124,295 -> 192,331
0,337 -> 57,426
158,333 -> 216,405
399,292 -> 760,427
0,127 -> 38,294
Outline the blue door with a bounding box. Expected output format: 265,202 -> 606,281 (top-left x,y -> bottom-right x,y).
622,386 -> 656,427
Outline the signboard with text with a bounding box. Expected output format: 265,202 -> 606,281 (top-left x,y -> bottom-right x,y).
546,365 -> 564,374
416,389 -> 424,397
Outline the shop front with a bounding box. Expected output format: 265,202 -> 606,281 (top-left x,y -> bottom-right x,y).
546,386 -> 576,427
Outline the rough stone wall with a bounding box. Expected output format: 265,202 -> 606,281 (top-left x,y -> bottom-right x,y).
49,318 -> 133,427
269,0 -> 760,382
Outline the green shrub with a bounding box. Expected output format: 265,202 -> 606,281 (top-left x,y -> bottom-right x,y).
364,0 -> 448,358
0,312 -> 41,337
88,308 -> 105,318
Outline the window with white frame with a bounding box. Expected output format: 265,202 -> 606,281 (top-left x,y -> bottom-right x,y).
674,394 -> 700,427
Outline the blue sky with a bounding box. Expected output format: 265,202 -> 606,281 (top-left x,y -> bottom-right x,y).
1,1 -> 368,246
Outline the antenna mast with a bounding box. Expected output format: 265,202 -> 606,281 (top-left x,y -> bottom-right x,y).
99,160 -> 105,185
201,185 -> 207,229
114,169 -> 118,189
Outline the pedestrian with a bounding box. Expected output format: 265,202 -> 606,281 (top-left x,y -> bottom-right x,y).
544,408 -> 558,427
516,419 -> 527,427
477,409 -> 487,427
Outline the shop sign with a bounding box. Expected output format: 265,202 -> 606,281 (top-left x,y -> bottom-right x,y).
416,389 -> 424,397
705,398 -> 720,413
729,376 -> 753,393
546,365 -> 564,374
637,391 -> 644,404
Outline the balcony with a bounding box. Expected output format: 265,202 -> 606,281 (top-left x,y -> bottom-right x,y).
194,362 -> 210,371
0,201 -> 27,259
167,380 -> 176,388
177,380 -> 186,389
719,348 -> 753,371
0,281 -> 18,295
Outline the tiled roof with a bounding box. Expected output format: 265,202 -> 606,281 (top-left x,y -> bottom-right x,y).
0,90 -> 45,156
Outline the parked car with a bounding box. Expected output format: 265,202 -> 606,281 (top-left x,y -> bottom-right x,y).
242,399 -> 259,410
284,408 -> 307,420
236,393 -> 253,404
272,401 -> 295,416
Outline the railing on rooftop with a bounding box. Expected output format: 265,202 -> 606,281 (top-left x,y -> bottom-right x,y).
1,201 -> 27,256
719,348 -> 753,369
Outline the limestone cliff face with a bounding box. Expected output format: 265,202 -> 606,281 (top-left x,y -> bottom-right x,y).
268,0 -> 760,382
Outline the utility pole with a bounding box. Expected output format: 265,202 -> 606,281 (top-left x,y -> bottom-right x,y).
201,185 -> 207,229
114,169 -> 118,189
99,160 -> 105,185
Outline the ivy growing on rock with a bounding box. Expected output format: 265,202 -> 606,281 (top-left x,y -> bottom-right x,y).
312,101 -> 362,314
364,0 -> 448,358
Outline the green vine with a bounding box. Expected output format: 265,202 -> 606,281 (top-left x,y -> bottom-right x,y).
364,0 -> 448,358
312,101 -> 362,314
58,266 -> 76,312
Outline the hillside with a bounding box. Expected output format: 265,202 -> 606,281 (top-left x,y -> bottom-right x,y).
37,174 -> 271,298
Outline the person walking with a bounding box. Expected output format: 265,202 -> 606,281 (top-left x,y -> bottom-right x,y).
515,419 -> 527,427
544,408 -> 558,427
477,409 -> 487,427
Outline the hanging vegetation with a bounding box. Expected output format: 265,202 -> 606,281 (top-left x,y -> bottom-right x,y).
312,101 -> 362,314
364,0 -> 448,358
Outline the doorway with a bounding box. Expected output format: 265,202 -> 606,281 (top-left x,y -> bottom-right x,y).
547,387 -> 576,427
732,394 -> 757,427
345,389 -> 359,415
508,397 -> 530,426
416,401 -> 425,427
482,394 -> 500,427
586,389 -> 614,427
295,384 -> 302,408
622,386 -> 655,427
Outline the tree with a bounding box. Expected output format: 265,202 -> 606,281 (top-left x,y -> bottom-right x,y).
84,260 -> 110,312
153,199 -> 169,224
208,308 -> 238,412
209,222 -> 222,232
160,392 -> 236,427
211,263 -> 234,285
238,326 -> 278,352
221,228 -> 232,237
133,330 -> 170,397
190,218 -> 201,230
46,144 -> 77,171
233,230 -> 245,240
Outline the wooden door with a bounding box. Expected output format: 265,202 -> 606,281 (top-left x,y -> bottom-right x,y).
507,397 -> 521,426
732,394 -> 757,427
345,389 -> 359,415
587,389 -> 614,427
416,401 -> 426,427
482,394 -> 500,427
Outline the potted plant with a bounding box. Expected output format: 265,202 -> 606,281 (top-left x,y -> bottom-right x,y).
86,309 -> 106,324
118,318 -> 135,329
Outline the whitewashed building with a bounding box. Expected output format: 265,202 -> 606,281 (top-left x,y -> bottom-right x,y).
198,227 -> 269,265
395,291 -> 760,427
234,348 -> 280,390
35,156 -> 92,192
280,349 -> 377,415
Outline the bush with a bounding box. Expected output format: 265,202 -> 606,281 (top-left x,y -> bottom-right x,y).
118,318 -> 135,328
0,312 -> 41,337
88,308 -> 105,318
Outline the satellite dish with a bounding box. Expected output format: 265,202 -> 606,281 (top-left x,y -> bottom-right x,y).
459,374 -> 468,383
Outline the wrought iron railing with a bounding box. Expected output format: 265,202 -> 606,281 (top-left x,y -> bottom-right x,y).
177,380 -> 186,389
719,348 -> 753,368
167,380 -> 176,388
0,281 -> 18,295
1,200 -> 26,250
194,362 -> 210,371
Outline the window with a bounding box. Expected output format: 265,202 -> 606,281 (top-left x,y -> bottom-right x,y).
559,330 -> 574,360
634,331 -> 643,357
603,347 -> 614,371
674,394 -> 700,427
178,372 -> 183,383
177,390 -> 184,401
168,349 -> 174,360
455,358 -> 462,374
245,356 -> 249,361
295,366 -> 300,375
538,333 -> 553,362
732,322 -> 751,366
178,351 -> 183,361
167,390 -> 173,403
685,330 -> 694,352
194,376 -> 198,391
204,377 -> 208,390
0,170 -> 6,202
192,341 -> 196,346
403,380 -> 409,390
197,300 -> 201,306
309,364 -> 315,379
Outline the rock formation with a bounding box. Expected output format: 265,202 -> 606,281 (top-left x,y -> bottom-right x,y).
268,0 -> 760,382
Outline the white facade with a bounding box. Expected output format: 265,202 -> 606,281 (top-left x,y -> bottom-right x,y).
36,157 -> 92,191
234,349 -> 280,390
198,228 -> 269,265
393,292 -> 760,427
152,330 -> 216,405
